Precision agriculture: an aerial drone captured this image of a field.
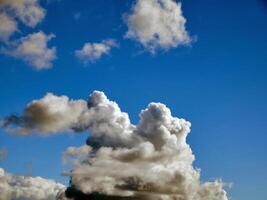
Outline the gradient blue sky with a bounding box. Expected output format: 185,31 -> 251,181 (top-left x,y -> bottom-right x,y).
0,0 -> 267,200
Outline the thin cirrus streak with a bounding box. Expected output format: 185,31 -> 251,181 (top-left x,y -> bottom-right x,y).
1,91 -> 229,200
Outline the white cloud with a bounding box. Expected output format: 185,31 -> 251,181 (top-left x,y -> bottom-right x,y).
75,39 -> 118,63
0,0 -> 46,28
4,31 -> 57,70
0,1 -> 56,70
0,168 -> 66,200
1,91 -> 229,200
0,12 -> 17,42
125,0 -> 191,53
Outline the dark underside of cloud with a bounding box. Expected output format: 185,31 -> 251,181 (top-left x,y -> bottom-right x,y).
65,187 -> 139,200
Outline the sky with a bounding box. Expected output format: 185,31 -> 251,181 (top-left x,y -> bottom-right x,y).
0,0 -> 267,200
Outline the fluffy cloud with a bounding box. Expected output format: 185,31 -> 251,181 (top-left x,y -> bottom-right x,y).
1,91 -> 229,200
0,0 -> 45,42
0,12 -> 17,42
124,0 -> 191,53
0,1 -> 57,70
75,39 -> 118,63
4,31 -> 57,70
1,92 -> 86,134
0,168 -> 66,200
0,0 -> 45,28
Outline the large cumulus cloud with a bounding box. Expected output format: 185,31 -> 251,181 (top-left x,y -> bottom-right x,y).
1,91 -> 229,200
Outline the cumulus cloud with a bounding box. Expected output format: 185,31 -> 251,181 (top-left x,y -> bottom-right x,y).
0,0 -> 45,28
0,12 -> 17,42
0,168 -> 66,200
1,91 -> 229,200
4,31 -> 57,70
0,0 -> 45,42
0,1 -> 58,70
75,39 -> 118,63
1,92 -> 86,134
124,0 -> 191,53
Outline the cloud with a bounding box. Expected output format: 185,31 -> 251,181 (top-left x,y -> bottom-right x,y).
0,168 -> 66,200
75,39 -> 118,63
0,0 -> 46,28
0,148 -> 7,162
73,12 -> 81,20
3,31 -> 57,70
1,92 -> 86,134
62,145 -> 92,164
1,91 -> 229,200
0,12 -> 17,42
0,0 -> 57,70
124,0 -> 191,53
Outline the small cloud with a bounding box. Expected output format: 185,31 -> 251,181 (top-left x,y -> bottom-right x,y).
75,39 -> 118,64
3,31 -> 57,70
124,0 -> 192,53
62,145 -> 92,164
74,12 -> 81,20
0,12 -> 18,42
0,148 -> 7,162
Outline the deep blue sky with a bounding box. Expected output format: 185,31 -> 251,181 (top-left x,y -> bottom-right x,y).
0,0 -> 267,200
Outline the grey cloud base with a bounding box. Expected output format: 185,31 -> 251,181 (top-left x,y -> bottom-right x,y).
1,91 -> 229,200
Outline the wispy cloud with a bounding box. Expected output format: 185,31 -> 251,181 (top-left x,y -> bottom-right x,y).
75,39 -> 118,64
0,13 -> 17,42
0,148 -> 7,162
73,12 -> 81,20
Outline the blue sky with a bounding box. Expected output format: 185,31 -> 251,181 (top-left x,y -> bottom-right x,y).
0,0 -> 267,200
